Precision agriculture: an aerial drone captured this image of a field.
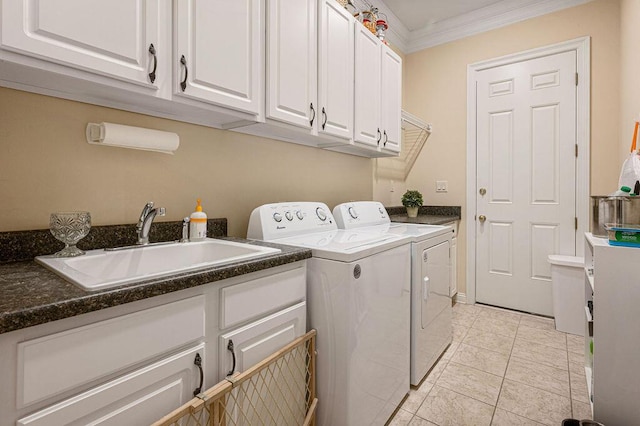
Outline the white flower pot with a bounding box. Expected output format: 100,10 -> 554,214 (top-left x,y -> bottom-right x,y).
406,206 -> 419,218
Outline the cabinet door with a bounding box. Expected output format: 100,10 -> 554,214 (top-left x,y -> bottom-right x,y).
318,0 -> 353,140
219,302 -> 306,380
175,0 -> 262,114
266,0 -> 317,129
380,45 -> 402,153
17,345 -> 204,426
0,0 -> 163,88
353,25 -> 381,148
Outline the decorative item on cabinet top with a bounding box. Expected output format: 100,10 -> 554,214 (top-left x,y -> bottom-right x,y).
86,122 -> 180,154
375,110 -> 432,180
348,0 -> 389,42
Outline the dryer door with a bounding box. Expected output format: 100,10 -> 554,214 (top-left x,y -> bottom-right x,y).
421,241 -> 451,328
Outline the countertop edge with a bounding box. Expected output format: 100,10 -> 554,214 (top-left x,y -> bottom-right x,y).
0,239 -> 311,335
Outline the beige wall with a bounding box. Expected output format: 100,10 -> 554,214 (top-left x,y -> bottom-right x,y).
620,0 -> 640,160
0,88 -> 373,236
374,0 -> 621,295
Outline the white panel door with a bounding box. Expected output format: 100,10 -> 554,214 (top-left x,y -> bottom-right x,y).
380,45 -> 402,153
175,0 -> 262,114
475,51 -> 577,315
318,0 -> 354,140
354,25 -> 381,148
1,0 -> 163,87
266,0 -> 317,129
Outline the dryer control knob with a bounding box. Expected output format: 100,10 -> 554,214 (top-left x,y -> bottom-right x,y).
296,210 -> 304,220
316,207 -> 327,221
348,206 -> 358,219
273,212 -> 283,222
285,211 -> 294,221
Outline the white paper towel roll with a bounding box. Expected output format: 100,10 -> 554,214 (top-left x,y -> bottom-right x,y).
86,122 -> 179,154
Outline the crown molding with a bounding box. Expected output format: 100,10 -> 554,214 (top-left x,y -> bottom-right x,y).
379,0 -> 593,54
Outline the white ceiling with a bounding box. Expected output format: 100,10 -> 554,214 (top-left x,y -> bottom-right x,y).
381,0 -> 504,32
365,0 -> 594,53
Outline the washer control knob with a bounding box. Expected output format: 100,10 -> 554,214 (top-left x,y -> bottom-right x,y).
379,207 -> 385,214
348,206 -> 358,219
316,207 -> 327,221
273,212 -> 283,222
285,211 -> 294,221
296,210 -> 304,220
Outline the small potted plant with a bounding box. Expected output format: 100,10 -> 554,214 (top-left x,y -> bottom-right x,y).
401,190 -> 423,218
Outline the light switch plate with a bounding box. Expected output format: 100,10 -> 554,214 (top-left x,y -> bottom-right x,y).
436,180 -> 448,192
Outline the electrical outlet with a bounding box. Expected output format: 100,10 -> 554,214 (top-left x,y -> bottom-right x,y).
436,180 -> 448,192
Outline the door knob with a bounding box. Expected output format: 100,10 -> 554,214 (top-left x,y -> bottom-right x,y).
478,215 -> 486,223
479,188 -> 486,196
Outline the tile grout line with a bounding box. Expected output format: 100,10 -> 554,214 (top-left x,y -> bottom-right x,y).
489,313 -> 520,425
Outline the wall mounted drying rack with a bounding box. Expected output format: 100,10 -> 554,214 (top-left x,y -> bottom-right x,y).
375,110 -> 432,181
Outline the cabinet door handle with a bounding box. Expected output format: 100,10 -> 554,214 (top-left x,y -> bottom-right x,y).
180,55 -> 188,92
148,44 -> 157,84
309,103 -> 316,127
321,107 -> 327,130
193,353 -> 203,397
376,128 -> 382,145
226,339 -> 236,376
383,130 -> 388,146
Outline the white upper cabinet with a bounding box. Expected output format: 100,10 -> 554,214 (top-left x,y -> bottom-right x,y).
0,0 -> 402,157
380,45 -> 402,154
347,26 -> 402,157
317,0 -> 354,141
0,0 -> 164,89
266,0 -> 317,129
353,25 -> 382,149
175,0 -> 262,115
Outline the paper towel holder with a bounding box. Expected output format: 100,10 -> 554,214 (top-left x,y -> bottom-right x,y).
86,122 -> 180,155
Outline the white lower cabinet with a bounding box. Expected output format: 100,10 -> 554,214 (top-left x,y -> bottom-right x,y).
0,262 -> 307,426
17,344 -> 204,426
219,302 -> 306,380
218,266 -> 307,380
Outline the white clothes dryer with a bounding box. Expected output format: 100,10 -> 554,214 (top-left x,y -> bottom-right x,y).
247,202 -> 411,426
333,201 -> 453,386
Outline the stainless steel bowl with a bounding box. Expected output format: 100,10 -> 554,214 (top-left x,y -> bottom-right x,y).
591,195 -> 640,237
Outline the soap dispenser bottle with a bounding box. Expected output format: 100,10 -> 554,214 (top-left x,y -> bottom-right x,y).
189,199 -> 207,241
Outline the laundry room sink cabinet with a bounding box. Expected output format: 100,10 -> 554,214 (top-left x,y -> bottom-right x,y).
0,262 -> 307,426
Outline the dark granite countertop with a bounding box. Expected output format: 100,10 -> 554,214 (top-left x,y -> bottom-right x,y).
0,221 -> 311,335
390,215 -> 460,225
385,205 -> 461,225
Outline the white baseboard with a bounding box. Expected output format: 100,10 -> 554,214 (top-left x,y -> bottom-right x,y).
454,293 -> 467,304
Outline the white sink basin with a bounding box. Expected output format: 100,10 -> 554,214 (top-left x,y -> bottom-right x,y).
36,239 -> 281,290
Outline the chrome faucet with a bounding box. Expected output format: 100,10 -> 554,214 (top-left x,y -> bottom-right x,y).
136,201 -> 166,245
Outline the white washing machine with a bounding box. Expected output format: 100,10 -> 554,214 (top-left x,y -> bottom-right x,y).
333,201 -> 453,386
247,202 -> 411,426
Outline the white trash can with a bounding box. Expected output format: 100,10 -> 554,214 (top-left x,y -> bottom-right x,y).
548,255 -> 585,336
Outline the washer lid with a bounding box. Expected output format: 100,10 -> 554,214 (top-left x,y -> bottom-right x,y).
274,229 -> 410,262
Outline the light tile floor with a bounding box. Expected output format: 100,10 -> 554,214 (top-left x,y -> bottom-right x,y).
389,303 -> 592,426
